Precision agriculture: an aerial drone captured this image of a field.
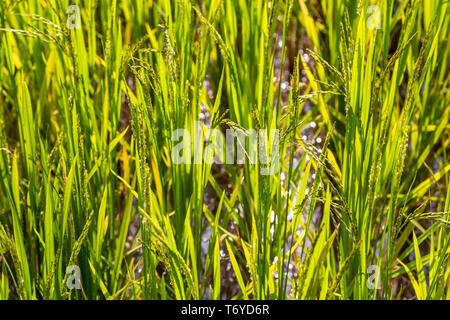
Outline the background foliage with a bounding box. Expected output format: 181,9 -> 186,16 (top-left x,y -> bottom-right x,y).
0,0 -> 449,300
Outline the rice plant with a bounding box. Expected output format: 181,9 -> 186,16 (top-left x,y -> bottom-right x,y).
0,0 -> 449,300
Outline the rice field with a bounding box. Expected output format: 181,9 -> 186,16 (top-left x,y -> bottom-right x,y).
0,0 -> 449,300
